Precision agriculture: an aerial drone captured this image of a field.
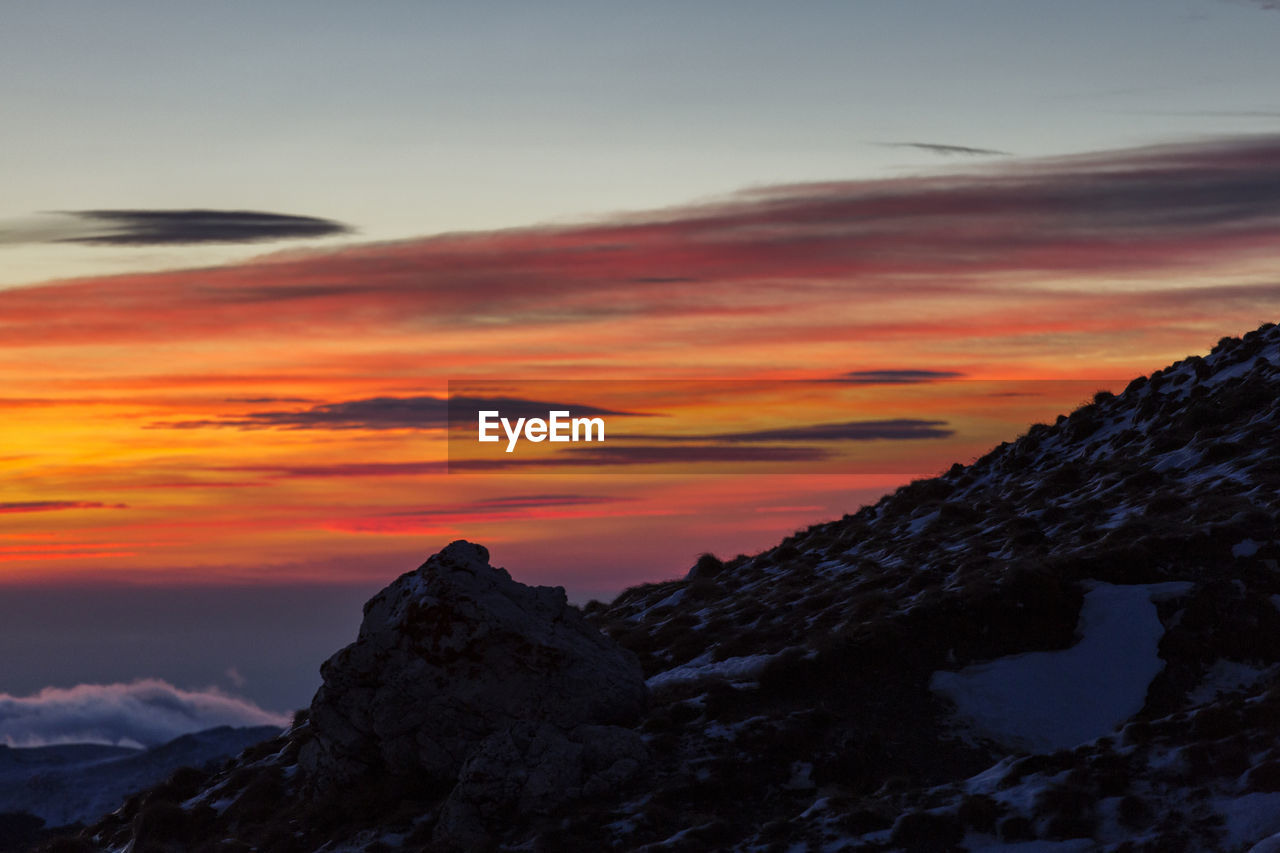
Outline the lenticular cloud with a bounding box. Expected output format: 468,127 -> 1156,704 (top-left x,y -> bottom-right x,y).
0,679 -> 289,748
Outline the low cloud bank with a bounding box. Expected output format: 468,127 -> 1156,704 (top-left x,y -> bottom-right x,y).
0,679 -> 290,748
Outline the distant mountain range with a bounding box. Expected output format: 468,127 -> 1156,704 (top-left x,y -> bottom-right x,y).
31,322 -> 1280,851
0,724 -> 281,843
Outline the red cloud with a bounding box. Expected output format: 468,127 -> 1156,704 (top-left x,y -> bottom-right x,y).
1,135 -> 1278,349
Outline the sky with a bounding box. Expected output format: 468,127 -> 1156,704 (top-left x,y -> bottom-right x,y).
1,0 -> 1279,721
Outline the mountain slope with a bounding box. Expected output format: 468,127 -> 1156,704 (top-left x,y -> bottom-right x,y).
584,321 -> 1280,851
55,321 -> 1280,852
0,725 -> 282,831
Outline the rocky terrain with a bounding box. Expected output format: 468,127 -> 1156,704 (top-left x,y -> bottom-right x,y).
32,321 -> 1280,851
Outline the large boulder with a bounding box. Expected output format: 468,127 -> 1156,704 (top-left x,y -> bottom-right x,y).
434,722 -> 647,847
298,541 -> 647,788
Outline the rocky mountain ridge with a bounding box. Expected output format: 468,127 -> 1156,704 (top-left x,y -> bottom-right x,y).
43,321 -> 1280,851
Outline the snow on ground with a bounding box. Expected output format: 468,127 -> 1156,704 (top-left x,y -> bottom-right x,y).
645,652 -> 778,690
906,509 -> 940,535
1187,659 -> 1273,706
1234,539 -> 1264,558
647,588 -> 686,612
963,837 -> 1096,852
930,582 -> 1189,752
1215,793 -> 1280,852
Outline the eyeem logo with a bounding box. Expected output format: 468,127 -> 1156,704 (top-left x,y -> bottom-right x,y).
478,410 -> 606,453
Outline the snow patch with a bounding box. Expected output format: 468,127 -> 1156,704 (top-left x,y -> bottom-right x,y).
784,761 -> 815,790
907,509 -> 940,535
649,588 -> 686,611
964,837 -> 1096,852
1215,792 -> 1280,852
930,582 -> 1174,751
1234,539 -> 1263,558
1188,660 -> 1272,706
1249,831 -> 1280,853
646,652 -> 778,690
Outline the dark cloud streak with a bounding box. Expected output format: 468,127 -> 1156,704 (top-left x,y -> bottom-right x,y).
610,418 -> 955,443
450,445 -> 832,470
0,501 -> 127,514
693,419 -> 954,443
834,370 -> 965,385
1,209 -> 351,247
221,461 -> 446,478
877,141 -> 1011,156
154,396 -> 642,431
60,210 -> 352,245
386,493 -> 628,517
1128,109 -> 1280,118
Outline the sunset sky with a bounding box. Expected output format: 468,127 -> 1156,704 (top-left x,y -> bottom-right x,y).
2,1 -> 1280,717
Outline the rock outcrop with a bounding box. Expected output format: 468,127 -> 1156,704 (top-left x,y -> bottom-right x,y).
435,721 -> 647,846
299,540 -> 647,789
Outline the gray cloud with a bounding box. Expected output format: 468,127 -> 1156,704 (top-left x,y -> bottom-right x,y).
224,461 -> 447,478
451,416 -> 953,470
450,444 -> 832,470
1,209 -> 351,247
0,680 -> 289,748
223,396 -> 313,404
611,418 -> 954,443
154,395 -> 642,431
61,210 -> 351,245
877,141 -> 1011,157
834,370 -> 965,385
697,418 -> 954,443
1126,109 -> 1280,118
406,493 -> 624,512
384,493 -> 629,517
